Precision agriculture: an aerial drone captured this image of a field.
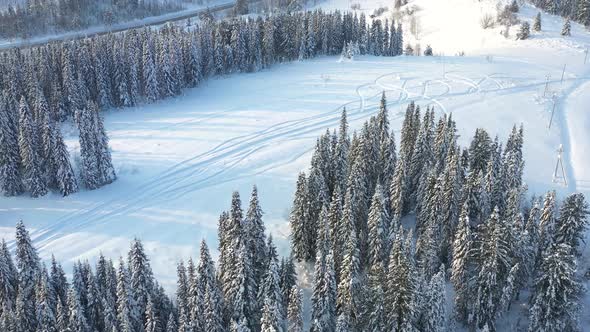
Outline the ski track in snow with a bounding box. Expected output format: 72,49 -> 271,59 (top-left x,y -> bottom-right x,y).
16,58 -> 590,252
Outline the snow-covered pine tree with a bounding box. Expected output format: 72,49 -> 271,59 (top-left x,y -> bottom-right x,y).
451,202 -> 472,323
145,297 -> 159,332
128,238 -> 154,329
386,231 -> 415,332
18,97 -> 47,197
528,243 -> 582,331
578,0 -> 590,26
165,313 -> 178,332
336,224 -> 361,331
278,255 -> 297,319
516,22 -> 531,40
66,286 -> 90,332
15,221 -> 40,331
116,258 -> 134,332
366,263 -> 386,332
290,172 -> 310,261
367,184 -> 389,270
423,267 -> 446,332
51,123 -> 78,196
0,94 -> 23,196
286,286 -> 303,332
35,268 -> 57,332
533,12 -> 542,31
562,18 -> 571,36
142,37 -> 159,102
554,193 -> 589,255
0,239 -> 17,309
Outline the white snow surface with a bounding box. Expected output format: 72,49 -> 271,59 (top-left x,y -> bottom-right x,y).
1,0 -> 590,325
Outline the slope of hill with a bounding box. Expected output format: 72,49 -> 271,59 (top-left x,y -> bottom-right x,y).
0,0 -> 589,328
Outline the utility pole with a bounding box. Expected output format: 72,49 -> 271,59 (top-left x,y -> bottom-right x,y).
553,144 -> 567,186
548,96 -> 557,129
543,74 -> 550,97
561,64 -> 566,84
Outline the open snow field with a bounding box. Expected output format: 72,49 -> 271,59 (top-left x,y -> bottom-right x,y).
1,1 -> 590,320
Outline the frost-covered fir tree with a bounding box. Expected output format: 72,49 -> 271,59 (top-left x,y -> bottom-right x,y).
533,12 -> 542,31
0,94 -> 22,196
562,18 -> 571,36
554,193 -> 589,255
451,202 -> 472,323
290,173 -> 311,261
144,297 -> 159,332
128,238 -> 154,330
386,233 -> 416,331
528,243 -> 582,331
0,239 -> 17,309
578,0 -> 590,26
15,221 -> 40,331
367,184 -> 389,270
18,97 -> 47,197
51,124 -> 78,196
286,286 -> 303,332
517,22 -> 531,40
423,267 -> 446,332
66,287 -> 90,332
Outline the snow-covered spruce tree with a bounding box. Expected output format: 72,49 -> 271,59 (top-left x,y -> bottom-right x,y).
290,172 -> 311,261
0,239 -> 17,309
116,258 -> 135,332
165,313 -> 178,332
554,193 -> 589,255
66,287 -> 90,332
18,97 -> 47,197
533,12 -> 542,31
423,267 -> 446,332
258,258 -> 284,331
579,0 -> 590,27
366,263 -> 386,332
278,255 -> 297,319
15,221 -> 40,331
51,123 -> 78,196
516,22 -> 531,40
128,238 -> 154,330
451,202 -> 473,323
538,191 -> 557,262
144,297 -> 159,332
286,286 -> 303,332
336,224 -> 362,331
423,45 -> 433,56
528,243 -> 582,331
386,233 -> 416,331
35,268 -> 57,332
245,185 -> 267,292
367,184 -> 389,270
0,94 -> 23,196
562,18 -> 572,36
473,207 -> 512,331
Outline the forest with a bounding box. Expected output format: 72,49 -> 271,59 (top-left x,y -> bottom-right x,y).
0,98 -> 588,332
0,0 -> 189,39
0,9 -> 405,198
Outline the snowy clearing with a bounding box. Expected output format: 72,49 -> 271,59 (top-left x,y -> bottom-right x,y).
1,0 -> 590,312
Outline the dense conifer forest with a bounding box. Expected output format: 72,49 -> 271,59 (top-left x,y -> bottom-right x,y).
0,9 -> 404,198
0,0 -> 188,39
1,99 -> 587,332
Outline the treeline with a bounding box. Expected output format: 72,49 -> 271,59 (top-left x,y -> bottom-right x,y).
529,0 -> 590,26
289,96 -> 589,331
0,0 -> 186,39
0,10 -> 404,198
0,187 -> 304,332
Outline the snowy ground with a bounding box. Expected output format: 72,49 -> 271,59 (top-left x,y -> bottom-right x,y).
1,0 -> 590,325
